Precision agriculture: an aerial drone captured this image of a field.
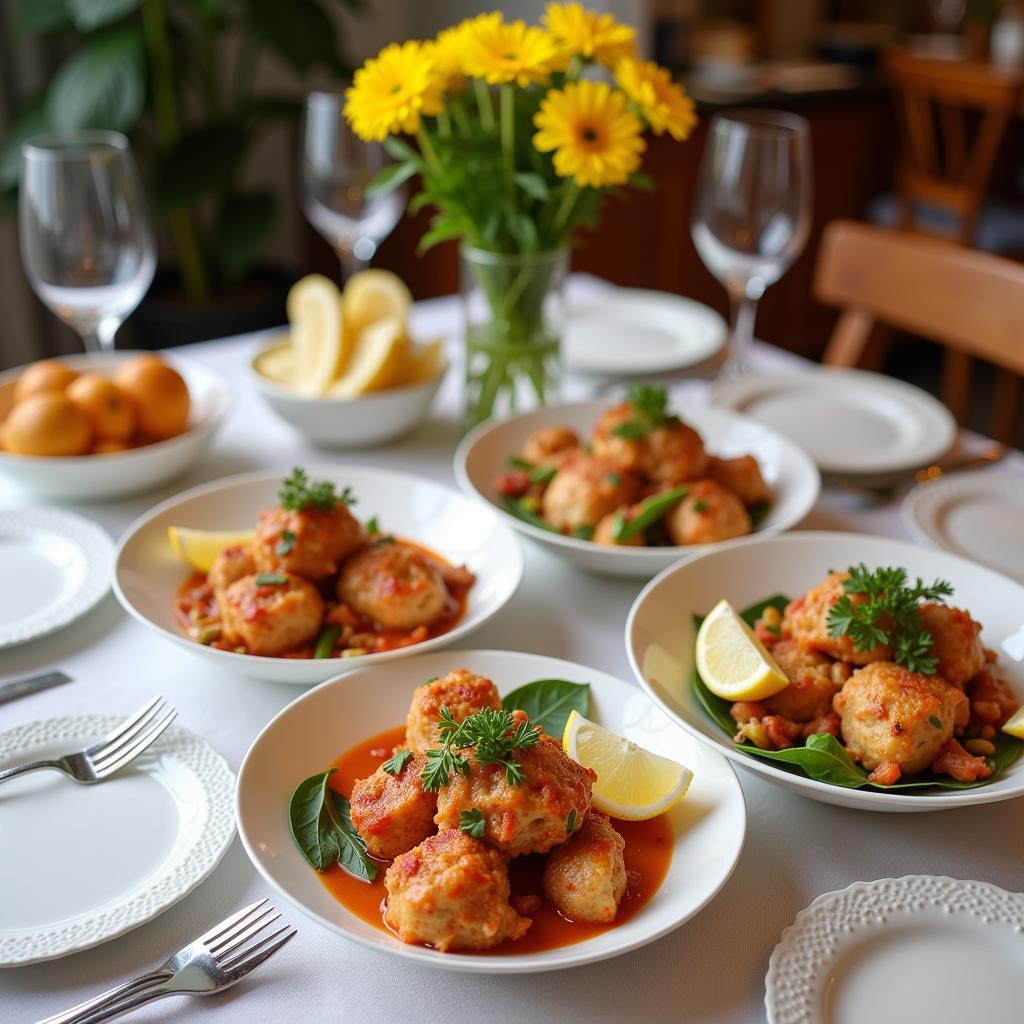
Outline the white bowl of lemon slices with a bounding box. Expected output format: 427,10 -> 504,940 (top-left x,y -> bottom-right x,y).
250,271 -> 446,448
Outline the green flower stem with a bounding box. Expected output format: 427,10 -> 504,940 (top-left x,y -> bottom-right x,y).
474,80 -> 495,131
451,97 -> 472,135
415,126 -> 442,174
500,85 -> 515,204
551,180 -> 580,238
437,108 -> 452,137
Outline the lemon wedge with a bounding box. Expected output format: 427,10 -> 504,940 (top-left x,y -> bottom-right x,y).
341,269 -> 412,341
168,527 -> 254,573
696,598 -> 789,701
1001,706 -> 1024,740
407,338 -> 446,384
254,343 -> 296,386
287,274 -> 348,396
562,710 -> 693,820
328,316 -> 409,398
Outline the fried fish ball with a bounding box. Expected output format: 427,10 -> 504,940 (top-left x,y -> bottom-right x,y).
208,544 -> 255,599
664,479 -> 750,545
833,662 -> 968,776
523,424 -> 579,466
350,752 -> 437,859
405,669 -> 502,754
643,421 -> 708,484
593,510 -> 645,547
252,504 -> 364,582
783,572 -> 892,665
541,454 -> 640,532
542,811 -> 626,924
916,603 -> 985,688
763,639 -> 845,722
219,572 -> 323,655
706,455 -> 767,507
435,734 -> 595,858
338,541 -> 448,630
384,830 -> 531,951
591,404 -> 646,472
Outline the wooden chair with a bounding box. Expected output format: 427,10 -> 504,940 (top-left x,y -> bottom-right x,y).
816,220 -> 1024,443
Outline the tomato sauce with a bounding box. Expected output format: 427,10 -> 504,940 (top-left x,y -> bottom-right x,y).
319,725 -> 674,955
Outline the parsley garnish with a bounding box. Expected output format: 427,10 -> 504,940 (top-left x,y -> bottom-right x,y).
928,715 -> 943,729
825,564 -> 954,674
611,384 -> 678,441
382,749 -> 413,776
459,807 -> 487,838
372,534 -> 396,547
691,498 -> 707,513
254,572 -> 287,586
279,467 -> 355,512
366,515 -> 379,535
275,530 -> 296,556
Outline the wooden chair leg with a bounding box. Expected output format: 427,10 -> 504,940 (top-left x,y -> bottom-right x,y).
992,369 -> 1022,445
822,308 -> 874,367
943,349 -> 972,427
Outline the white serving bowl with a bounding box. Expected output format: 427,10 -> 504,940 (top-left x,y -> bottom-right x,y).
113,466 -> 523,685
0,351 -> 231,501
236,649 -> 746,973
248,338 -> 446,448
626,531 -> 1024,812
455,399 -> 820,579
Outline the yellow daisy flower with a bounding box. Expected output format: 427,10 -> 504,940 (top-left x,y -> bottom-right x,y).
542,2 -> 637,65
533,79 -> 645,188
615,58 -> 697,140
344,40 -> 445,142
434,24 -> 468,93
462,12 -> 563,87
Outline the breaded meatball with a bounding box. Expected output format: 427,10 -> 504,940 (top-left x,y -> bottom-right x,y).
338,542 -> 447,630
543,811 -> 626,924
783,572 -> 892,665
916,603 -> 985,688
384,830 -> 530,951
763,639 -> 845,722
523,425 -> 579,466
591,404 -> 646,472
834,662 -> 969,776
219,572 -> 323,656
435,734 -> 595,858
253,504 -> 364,581
643,421 -> 708,484
541,454 -> 640,533
208,544 -> 255,598
965,667 -> 1020,731
405,670 -> 502,754
350,753 -> 437,859
665,479 -> 750,545
593,510 -> 645,547
706,455 -> 768,507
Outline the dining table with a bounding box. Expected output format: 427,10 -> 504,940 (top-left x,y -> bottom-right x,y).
4,274 -> 1024,1024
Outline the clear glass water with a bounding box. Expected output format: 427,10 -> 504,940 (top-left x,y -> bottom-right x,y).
301,91 -> 403,280
691,110 -> 812,376
19,131 -> 156,352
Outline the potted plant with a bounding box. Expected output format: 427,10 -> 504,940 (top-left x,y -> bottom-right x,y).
1,0 -> 363,345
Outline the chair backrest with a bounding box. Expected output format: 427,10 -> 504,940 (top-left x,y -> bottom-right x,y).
816,219 -> 1024,442
884,48 -> 1020,244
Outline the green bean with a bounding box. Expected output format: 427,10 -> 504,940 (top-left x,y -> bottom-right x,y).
313,625 -> 340,659
502,496 -> 559,533
611,485 -> 689,543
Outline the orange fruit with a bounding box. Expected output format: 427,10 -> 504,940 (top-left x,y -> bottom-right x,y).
1,392 -> 92,456
66,373 -> 137,441
114,356 -> 190,440
93,438 -> 130,455
14,359 -> 78,404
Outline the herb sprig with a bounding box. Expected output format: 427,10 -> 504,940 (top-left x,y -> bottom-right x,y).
826,564 -> 954,674
279,467 -> 355,512
611,384 -> 679,441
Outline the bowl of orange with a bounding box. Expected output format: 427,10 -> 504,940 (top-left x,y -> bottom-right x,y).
0,351 -> 231,500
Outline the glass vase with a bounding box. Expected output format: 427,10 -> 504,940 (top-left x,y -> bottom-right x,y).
459,244 -> 567,429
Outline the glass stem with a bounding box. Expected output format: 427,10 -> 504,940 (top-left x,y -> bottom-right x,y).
80,321 -> 118,353
336,246 -> 364,286
726,286 -> 759,376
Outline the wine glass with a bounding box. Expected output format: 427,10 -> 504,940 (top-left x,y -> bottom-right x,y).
301,91 -> 404,281
19,130 -> 156,353
692,110 -> 812,376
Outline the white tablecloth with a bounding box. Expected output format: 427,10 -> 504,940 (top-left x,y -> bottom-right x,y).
4,278 -> 1024,1024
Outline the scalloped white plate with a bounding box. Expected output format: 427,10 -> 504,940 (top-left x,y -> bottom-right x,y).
766,876 -> 1024,1024
0,716 -> 235,966
0,508 -> 113,649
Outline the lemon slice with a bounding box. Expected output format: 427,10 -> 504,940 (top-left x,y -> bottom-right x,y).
254,343 -> 296,386
327,316 -> 410,398
287,274 -> 348,396
696,598 -> 789,701
407,338 -> 446,384
168,527 -> 254,573
341,269 -> 412,341
562,710 -> 693,820
1001,706 -> 1024,740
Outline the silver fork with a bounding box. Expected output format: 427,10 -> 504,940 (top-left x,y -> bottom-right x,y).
0,697 -> 176,787
38,898 -> 297,1024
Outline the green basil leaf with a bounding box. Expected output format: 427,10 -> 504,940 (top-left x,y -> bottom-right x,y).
741,732 -> 870,788
502,678 -> 590,737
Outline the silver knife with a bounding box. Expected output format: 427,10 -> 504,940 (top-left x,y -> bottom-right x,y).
0,671 -> 72,705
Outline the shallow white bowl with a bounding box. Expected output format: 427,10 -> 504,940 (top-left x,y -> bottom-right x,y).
113,467 -> 523,685
235,649 -> 746,973
249,338 -> 445,448
626,531 -> 1024,812
0,351 -> 231,501
455,399 -> 820,579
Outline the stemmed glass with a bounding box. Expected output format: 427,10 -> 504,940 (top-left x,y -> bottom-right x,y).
692,111 -> 812,376
301,91 -> 404,281
19,131 -> 156,353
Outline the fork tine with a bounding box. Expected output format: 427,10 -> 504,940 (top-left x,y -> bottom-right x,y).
220,926 -> 297,975
208,908 -> 280,957
91,696 -> 162,754
199,898 -> 270,946
94,710 -> 177,777
92,699 -> 168,763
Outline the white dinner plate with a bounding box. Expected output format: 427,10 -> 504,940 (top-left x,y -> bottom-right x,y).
114,466 -> 523,685
626,531 -> 1024,812
0,508 -> 113,649
455,399 -> 820,579
711,369 -> 957,476
236,649 -> 747,973
0,716 -> 235,966
565,290 -> 727,376
903,474 -> 1024,581
766,876 -> 1024,1024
